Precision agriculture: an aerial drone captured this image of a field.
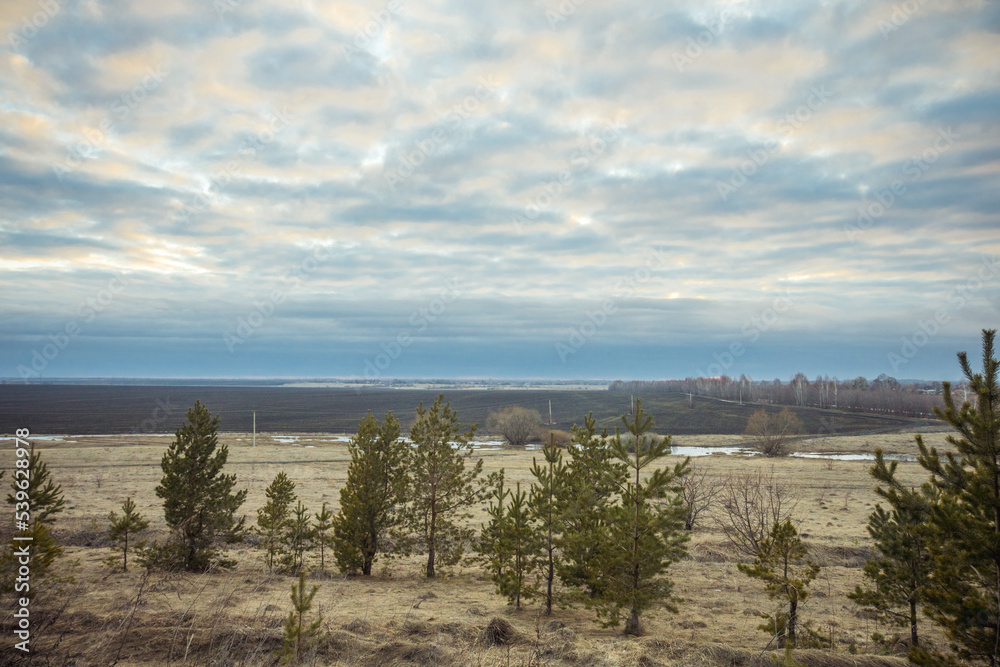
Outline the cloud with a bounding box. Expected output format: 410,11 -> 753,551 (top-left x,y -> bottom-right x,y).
1,0 -> 998,381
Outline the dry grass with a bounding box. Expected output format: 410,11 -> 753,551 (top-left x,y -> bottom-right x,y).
0,429 -> 955,664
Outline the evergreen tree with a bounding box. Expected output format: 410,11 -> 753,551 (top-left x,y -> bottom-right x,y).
154,401 -> 247,571
478,469 -> 510,583
592,400 -> 690,635
497,481 -> 536,609
108,497 -> 149,572
738,519 -> 819,648
258,471 -> 296,572
401,394 -> 483,578
282,501 -> 314,574
277,570 -> 323,665
528,433 -> 567,615
557,413 -> 627,600
0,521 -> 61,600
0,444 -> 65,596
911,329 -> 1000,666
313,502 -> 334,572
333,411 -> 408,575
848,450 -> 932,648
6,445 -> 66,525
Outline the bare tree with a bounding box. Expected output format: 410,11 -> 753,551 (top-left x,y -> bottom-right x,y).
678,464 -> 723,531
717,466 -> 797,559
487,406 -> 541,447
744,407 -> 803,457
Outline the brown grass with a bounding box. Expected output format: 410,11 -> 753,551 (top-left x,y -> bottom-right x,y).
0,429 -> 954,664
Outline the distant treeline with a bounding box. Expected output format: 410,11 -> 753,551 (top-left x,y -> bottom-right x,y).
608,374 -> 966,418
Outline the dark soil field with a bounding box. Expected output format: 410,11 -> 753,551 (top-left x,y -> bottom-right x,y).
0,384 -> 932,436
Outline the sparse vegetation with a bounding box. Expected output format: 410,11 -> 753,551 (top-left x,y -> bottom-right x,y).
739,519 -> 820,649
487,405 -> 542,447
718,465 -> 797,559
107,497 -> 149,571
745,407 -> 804,457
278,570 -> 323,665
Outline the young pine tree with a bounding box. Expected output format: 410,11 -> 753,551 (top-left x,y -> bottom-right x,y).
594,400 -> 690,635
401,395 -> 484,578
154,401 -> 247,571
258,472 -> 296,573
738,519 -> 819,649
6,445 -> 66,525
0,444 -> 66,596
333,411 -> 409,575
557,413 -> 627,601
528,433 -> 567,615
313,502 -> 334,572
497,481 -> 536,609
282,501 -> 314,574
278,570 -> 323,665
911,329 -> 1000,667
479,469 -> 510,584
848,450 -> 932,648
108,497 -> 150,572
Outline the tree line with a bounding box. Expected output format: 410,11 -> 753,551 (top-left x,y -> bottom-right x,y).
611,372 -> 959,417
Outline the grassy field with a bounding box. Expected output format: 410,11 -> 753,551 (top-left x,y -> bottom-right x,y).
0,424 -> 957,666
0,385 -> 930,435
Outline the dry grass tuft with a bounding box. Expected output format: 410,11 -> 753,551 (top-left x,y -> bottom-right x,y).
363,639 -> 448,666
343,617 -> 373,635
480,617 -> 518,646
676,645 -> 909,667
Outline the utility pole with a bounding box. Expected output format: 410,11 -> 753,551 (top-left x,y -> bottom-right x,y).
548,399 -> 553,426
253,409 -> 256,448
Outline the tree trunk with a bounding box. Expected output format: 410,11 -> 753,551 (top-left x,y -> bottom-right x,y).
546,548 -> 554,615
624,609 -> 642,636
426,516 -> 436,578
788,597 -> 798,648
910,597 -> 919,647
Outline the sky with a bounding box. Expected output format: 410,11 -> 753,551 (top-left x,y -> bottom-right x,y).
1,0 -> 998,382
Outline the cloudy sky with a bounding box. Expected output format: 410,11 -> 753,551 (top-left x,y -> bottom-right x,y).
1,0 -> 998,381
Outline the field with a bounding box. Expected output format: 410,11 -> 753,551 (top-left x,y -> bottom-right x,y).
0,418 -> 959,666
0,385 -> 931,436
